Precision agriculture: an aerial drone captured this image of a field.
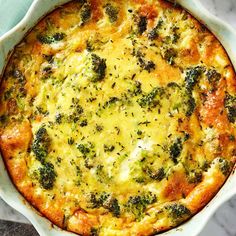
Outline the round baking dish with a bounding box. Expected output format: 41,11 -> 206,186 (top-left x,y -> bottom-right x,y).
0,0 -> 235,235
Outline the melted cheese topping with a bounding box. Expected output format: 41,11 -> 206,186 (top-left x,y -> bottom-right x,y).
0,0 -> 236,235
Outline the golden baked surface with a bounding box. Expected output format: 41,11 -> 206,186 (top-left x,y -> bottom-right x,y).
0,0 -> 236,235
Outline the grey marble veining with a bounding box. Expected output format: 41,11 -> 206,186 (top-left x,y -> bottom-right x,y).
200,0 -> 236,28
0,220 -> 38,236
0,0 -> 236,235
0,198 -> 29,224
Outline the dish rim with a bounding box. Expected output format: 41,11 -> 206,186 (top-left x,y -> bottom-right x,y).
0,0 -> 235,235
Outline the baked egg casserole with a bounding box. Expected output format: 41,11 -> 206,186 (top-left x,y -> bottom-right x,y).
0,0 -> 235,235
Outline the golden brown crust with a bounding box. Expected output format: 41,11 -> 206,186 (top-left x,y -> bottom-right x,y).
183,169 -> 226,213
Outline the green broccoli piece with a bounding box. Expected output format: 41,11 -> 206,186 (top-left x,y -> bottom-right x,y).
67,98 -> 84,123
77,143 -> 91,156
126,192 -> 157,220
32,127 -> 51,164
104,144 -> 115,152
138,58 -> 156,72
224,93 -> 236,123
88,192 -> 120,217
206,69 -> 221,85
87,54 -> 107,82
11,68 -> 26,84
37,32 -> 66,44
95,164 -> 111,183
103,97 -> 119,109
80,119 -> 88,127
88,192 -> 109,208
3,88 -> 13,101
185,95 -> 196,117
187,170 -> 203,184
39,162 -> 57,190
104,3 -> 119,23
165,203 -> 191,221
148,19 -> 163,40
137,87 -> 164,108
137,16 -> 147,34
103,197 -> 120,217
218,158 -> 231,176
163,48 -> 177,65
80,2 -> 92,25
146,167 -> 166,181
169,138 -> 182,164
86,38 -> 104,52
185,66 -> 203,91
135,51 -> 156,72
55,113 -> 63,124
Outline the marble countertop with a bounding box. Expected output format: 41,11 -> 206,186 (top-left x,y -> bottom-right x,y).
0,0 -> 236,235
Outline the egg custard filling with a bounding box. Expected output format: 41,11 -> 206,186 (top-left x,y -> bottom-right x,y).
0,0 -> 235,235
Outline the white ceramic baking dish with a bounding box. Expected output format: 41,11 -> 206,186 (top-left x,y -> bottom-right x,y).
0,0 -> 235,235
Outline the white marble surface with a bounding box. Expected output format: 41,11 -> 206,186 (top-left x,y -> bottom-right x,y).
0,0 -> 236,235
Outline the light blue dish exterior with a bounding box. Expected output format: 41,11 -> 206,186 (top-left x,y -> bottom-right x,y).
0,1 -> 235,235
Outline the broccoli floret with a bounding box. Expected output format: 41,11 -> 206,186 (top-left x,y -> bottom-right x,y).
169,138 -> 182,164
148,19 -> 163,40
80,119 -> 88,127
53,32 -> 66,41
135,51 -> 156,72
72,99 -> 84,114
165,203 -> 191,220
96,164 -> 111,183
139,58 -> 156,72
88,192 -> 120,217
103,197 -> 120,217
37,32 -> 66,44
185,67 -> 203,91
104,3 -> 119,23
86,38 -> 104,52
55,113 -> 63,124
146,167 -> 166,181
89,192 -> 109,208
80,2 -> 92,25
67,98 -> 84,123
39,162 -> 57,190
163,48 -> 177,65
3,88 -> 13,101
171,26 -> 180,43
126,192 -> 157,220
104,144 -> 115,152
87,54 -> 107,82
218,158 -> 231,176
187,170 -> 203,184
95,124 -> 103,132
32,127 -> 51,164
137,87 -> 164,108
77,142 -> 96,168
11,68 -> 26,84
103,97 -> 119,109
224,93 -> 236,123
185,95 -> 196,117
206,69 -> 221,85
137,16 -> 147,34
77,143 -> 91,156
